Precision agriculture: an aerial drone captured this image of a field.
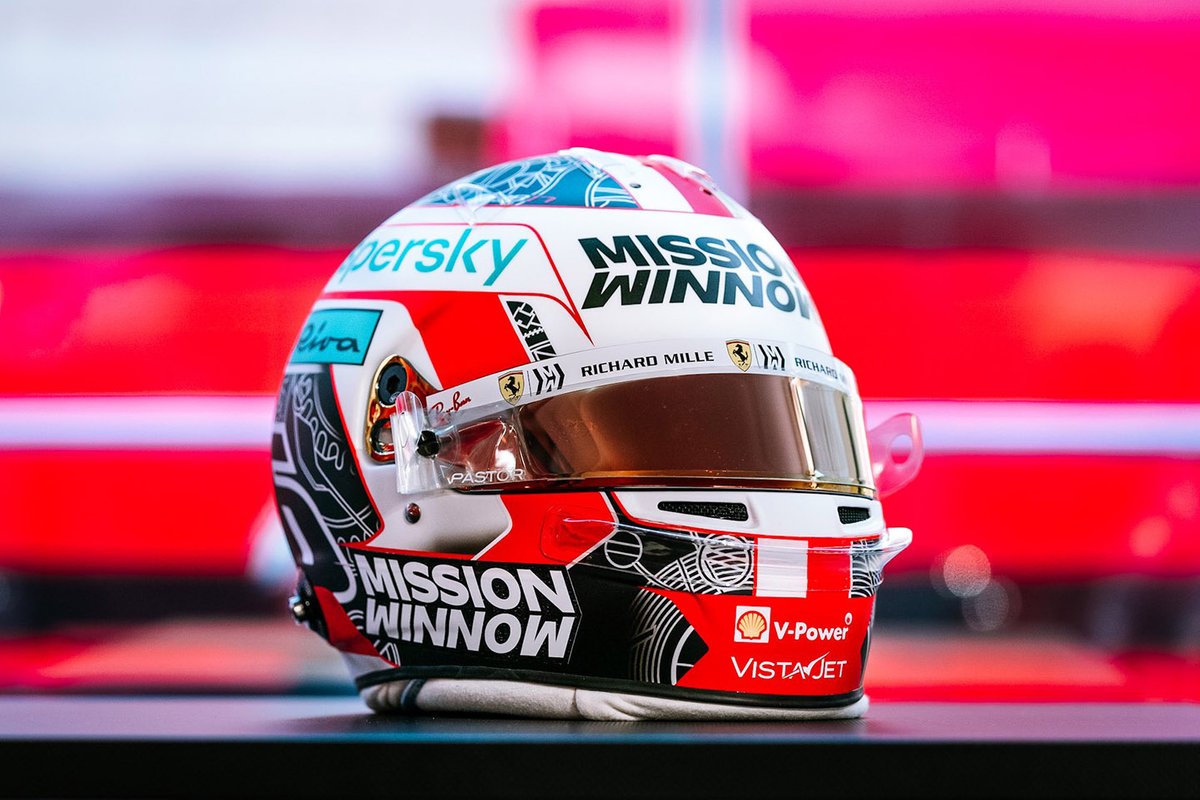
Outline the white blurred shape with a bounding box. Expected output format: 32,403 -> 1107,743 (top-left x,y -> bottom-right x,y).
246,500 -> 294,592
1129,516 -> 1171,559
939,544 -> 992,599
0,0 -> 517,192
962,578 -> 1020,633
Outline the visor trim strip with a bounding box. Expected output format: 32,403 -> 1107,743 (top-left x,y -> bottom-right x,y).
427,336 -> 855,425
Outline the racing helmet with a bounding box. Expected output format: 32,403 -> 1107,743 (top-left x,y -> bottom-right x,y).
273,148 -> 923,720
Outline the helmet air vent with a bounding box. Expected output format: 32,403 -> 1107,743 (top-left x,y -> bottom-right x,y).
838,506 -> 871,525
656,501 -> 749,522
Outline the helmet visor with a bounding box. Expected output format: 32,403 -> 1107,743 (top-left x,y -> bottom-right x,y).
398,372 -> 875,495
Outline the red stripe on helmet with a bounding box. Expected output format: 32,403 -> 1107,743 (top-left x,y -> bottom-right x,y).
641,159 -> 735,217
319,290 -> 530,388
483,492 -> 617,565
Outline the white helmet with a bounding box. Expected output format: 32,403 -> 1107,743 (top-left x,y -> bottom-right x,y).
272,148 -> 923,720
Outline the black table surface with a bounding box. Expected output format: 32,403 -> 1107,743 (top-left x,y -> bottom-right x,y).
1,696 -> 1197,798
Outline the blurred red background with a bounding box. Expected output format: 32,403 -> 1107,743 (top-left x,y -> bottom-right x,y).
0,2 -> 1197,676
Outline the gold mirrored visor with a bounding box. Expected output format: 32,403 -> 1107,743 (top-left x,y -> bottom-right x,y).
396,372 -> 875,495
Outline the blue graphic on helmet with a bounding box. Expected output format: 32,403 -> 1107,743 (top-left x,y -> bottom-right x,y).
291,308 -> 382,365
418,154 -> 638,209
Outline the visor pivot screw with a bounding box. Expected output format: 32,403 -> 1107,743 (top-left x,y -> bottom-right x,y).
416,430 -> 440,457
405,503 -> 421,524
376,363 -> 409,404
288,594 -> 308,624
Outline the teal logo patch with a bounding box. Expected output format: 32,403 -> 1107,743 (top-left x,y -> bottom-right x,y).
292,308 -> 382,365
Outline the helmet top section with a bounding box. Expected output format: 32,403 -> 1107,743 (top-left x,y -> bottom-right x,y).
415,149 -> 748,216
323,148 -> 831,363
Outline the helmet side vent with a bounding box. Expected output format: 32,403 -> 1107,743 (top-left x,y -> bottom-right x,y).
838,506 -> 871,525
656,501 -> 749,522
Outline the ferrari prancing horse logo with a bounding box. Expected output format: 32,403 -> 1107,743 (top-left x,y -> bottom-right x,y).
499,371 -> 525,405
726,340 -> 752,371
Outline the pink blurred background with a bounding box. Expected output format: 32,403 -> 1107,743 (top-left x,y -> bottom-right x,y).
0,0 -> 1197,698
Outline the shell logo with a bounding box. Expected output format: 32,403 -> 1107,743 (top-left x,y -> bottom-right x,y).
737,611 -> 767,639
733,605 -> 772,643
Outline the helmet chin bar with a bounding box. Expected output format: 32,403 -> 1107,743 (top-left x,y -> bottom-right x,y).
542,510 -> 913,583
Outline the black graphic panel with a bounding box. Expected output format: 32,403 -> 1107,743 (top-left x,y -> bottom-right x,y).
506,300 -> 557,361
629,590 -> 708,685
273,366 -> 382,596
577,524 -> 754,596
